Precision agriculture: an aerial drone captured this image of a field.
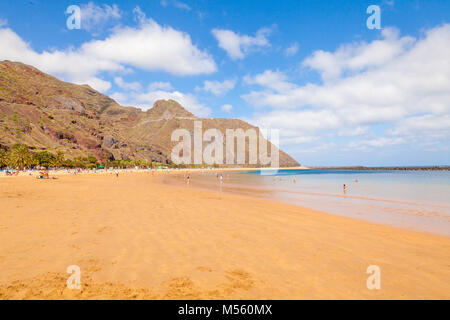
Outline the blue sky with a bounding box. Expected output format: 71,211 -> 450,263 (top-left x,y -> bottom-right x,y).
0,0 -> 449,166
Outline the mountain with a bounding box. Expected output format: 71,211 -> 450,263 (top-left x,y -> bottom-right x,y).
0,61 -> 299,167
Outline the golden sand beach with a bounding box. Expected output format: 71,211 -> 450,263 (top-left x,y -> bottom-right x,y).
0,171 -> 449,299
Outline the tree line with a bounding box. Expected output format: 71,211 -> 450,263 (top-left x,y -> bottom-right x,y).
0,144 -> 179,170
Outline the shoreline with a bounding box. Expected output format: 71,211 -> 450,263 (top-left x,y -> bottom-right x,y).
0,166 -> 311,178
309,166 -> 450,171
163,170 -> 450,237
1,172 -> 449,299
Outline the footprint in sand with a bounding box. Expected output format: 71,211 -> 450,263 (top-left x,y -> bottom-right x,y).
163,277 -> 201,299
97,226 -> 114,234
197,266 -> 213,272
224,269 -> 255,291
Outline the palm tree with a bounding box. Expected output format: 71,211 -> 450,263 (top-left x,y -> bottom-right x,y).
0,149 -> 7,168
7,144 -> 33,169
52,150 -> 65,167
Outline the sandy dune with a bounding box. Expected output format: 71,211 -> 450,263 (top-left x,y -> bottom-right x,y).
0,172 -> 449,299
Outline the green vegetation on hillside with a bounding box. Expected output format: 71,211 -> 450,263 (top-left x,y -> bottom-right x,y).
0,144 -> 206,170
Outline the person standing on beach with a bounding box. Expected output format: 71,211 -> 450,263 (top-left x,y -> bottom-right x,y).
219,174 -> 223,192
343,184 -> 347,194
115,169 -> 119,178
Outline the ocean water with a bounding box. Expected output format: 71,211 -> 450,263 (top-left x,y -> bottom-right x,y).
169,169 -> 450,236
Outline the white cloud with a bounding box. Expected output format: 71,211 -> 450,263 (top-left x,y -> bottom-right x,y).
251,109 -> 340,134
392,114 -> 450,135
303,28 -> 414,81
221,104 -> 233,113
135,90 -> 211,117
348,137 -> 405,150
0,27 -> 121,92
132,6 -> 146,24
111,89 -> 211,117
148,81 -> 173,91
79,2 -> 121,33
337,126 -> 369,137
285,42 -> 299,56
161,0 -> 191,11
83,77 -> 113,92
211,27 -> 272,60
198,79 -> 236,96
114,77 -> 142,91
0,18 -> 216,93
82,18 -> 217,76
244,70 -> 295,92
388,114 -> 450,147
110,92 -> 129,105
243,24 -> 450,152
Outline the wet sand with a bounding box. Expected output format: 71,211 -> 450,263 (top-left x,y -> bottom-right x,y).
0,172 -> 449,299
